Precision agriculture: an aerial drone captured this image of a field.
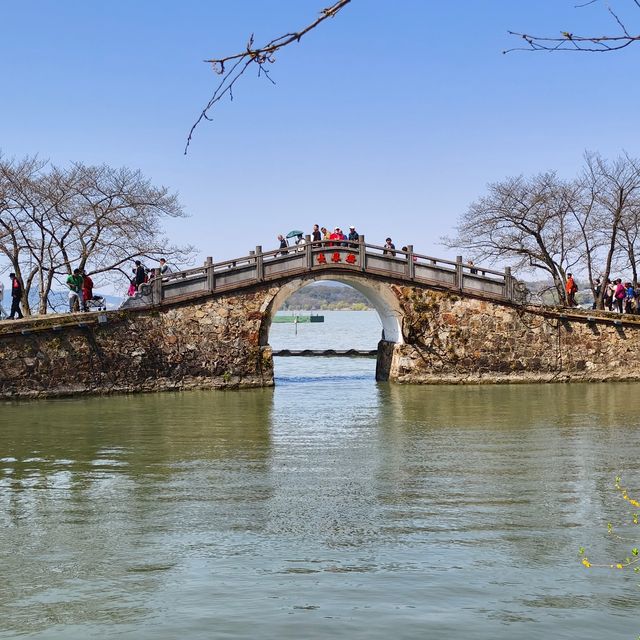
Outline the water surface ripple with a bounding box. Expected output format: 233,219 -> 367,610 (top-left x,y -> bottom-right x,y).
1,312 -> 639,638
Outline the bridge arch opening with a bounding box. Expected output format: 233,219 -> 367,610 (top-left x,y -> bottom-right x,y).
259,274 -> 404,381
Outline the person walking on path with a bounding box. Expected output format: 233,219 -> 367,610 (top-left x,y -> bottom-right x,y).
625,282 -> 636,314
604,279 -> 615,311
565,273 -> 578,307
8,273 -> 24,319
593,278 -> 602,310
67,268 -> 85,313
614,278 -> 626,313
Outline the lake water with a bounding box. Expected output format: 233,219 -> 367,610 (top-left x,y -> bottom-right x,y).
1,310 -> 640,639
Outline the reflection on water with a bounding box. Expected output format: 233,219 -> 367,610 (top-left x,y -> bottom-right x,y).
2,360 -> 640,638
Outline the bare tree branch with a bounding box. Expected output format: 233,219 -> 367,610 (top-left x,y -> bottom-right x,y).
184,0 -> 352,153
505,1 -> 640,54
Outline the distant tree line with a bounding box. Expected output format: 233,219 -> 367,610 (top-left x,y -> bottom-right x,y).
0,155 -> 194,315
282,284 -> 370,311
444,152 -> 640,308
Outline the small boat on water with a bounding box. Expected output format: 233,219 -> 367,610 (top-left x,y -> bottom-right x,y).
272,313 -> 325,323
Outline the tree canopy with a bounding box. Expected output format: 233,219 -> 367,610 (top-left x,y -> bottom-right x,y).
443,152 -> 640,307
0,156 -> 194,314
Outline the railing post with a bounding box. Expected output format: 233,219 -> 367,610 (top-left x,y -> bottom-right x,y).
406,244 -> 415,280
505,266 -> 513,300
255,245 -> 264,282
359,234 -> 366,271
152,268 -> 162,304
456,255 -> 464,290
305,234 -> 312,270
205,256 -> 215,292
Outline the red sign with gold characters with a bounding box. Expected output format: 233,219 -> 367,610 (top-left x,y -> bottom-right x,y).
316,252 -> 357,265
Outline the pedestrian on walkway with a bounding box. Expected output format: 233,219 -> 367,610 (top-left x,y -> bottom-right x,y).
0,281 -> 5,319
614,278 -> 626,313
565,273 -> 578,307
67,268 -> 85,313
8,273 -> 24,319
82,271 -> 94,311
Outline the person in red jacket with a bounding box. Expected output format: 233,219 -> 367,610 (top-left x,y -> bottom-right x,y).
328,227 -> 341,247
82,271 -> 94,312
565,273 -> 578,307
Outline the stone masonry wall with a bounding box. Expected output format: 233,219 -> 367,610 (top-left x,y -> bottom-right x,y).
4,279 -> 640,400
0,289 -> 276,400
391,286 -> 640,383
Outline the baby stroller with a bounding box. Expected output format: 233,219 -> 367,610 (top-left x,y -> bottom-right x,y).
85,294 -> 107,311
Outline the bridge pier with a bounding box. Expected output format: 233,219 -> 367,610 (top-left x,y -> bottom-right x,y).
375,340 -> 396,382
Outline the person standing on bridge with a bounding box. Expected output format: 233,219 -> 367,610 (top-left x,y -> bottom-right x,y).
383,237 -> 396,257
348,225 -> 359,248
312,224 -> 322,243
565,273 -> 578,307
134,260 -> 146,289
159,258 -> 172,276
8,273 -> 24,320
277,234 -> 289,255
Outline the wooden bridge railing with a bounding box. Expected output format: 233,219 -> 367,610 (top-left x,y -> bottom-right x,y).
123,236 -> 526,309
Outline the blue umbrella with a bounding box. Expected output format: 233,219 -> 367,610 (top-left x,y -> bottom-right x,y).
286,230 -> 304,239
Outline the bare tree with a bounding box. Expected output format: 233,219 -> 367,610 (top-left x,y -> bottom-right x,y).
185,0 -> 352,153
507,1 -> 640,54
443,172 -> 583,303
445,153 -> 640,309
583,151 -> 640,308
0,157 -> 195,315
0,155 -> 50,315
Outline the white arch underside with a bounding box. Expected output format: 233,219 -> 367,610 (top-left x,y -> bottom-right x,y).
261,273 -> 404,344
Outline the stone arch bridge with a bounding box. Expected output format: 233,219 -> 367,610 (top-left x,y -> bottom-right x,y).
1,238 -> 640,399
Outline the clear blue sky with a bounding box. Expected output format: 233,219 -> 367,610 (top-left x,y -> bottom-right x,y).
2,0 -> 639,270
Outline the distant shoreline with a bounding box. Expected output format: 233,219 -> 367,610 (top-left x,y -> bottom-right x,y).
278,303 -> 371,311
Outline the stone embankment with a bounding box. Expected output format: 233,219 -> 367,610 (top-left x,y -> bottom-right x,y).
392,287 -> 640,384
0,292 -> 274,400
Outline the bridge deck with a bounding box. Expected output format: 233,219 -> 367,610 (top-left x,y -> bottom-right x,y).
123,237 -> 526,310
